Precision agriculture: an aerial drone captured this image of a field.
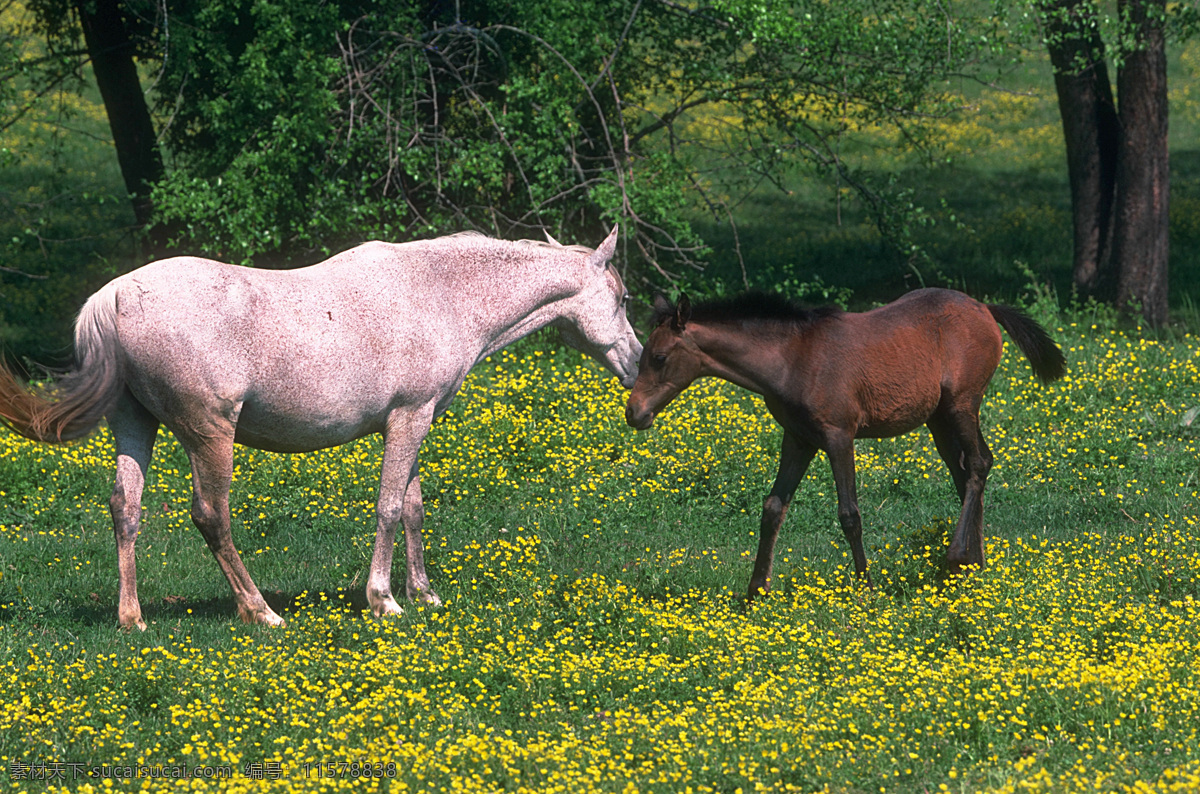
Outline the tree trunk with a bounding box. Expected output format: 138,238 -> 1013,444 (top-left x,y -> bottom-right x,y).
1043,0 -> 1171,326
1111,0 -> 1170,326
76,0 -> 164,231
1043,0 -> 1120,298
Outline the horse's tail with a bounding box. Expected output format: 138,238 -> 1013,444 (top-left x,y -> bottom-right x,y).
986,303 -> 1067,384
0,281 -> 125,443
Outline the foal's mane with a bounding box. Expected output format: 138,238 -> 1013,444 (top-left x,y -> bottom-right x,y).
656,291 -> 841,329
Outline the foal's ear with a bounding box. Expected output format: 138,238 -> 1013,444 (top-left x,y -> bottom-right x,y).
652,292 -> 674,323
674,292 -> 692,330
587,225 -> 619,269
544,229 -> 563,246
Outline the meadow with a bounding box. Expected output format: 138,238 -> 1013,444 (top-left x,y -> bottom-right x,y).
3,11 -> 1200,792
1,295 -> 1198,792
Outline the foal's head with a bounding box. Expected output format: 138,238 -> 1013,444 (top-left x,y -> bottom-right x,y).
624,293 -> 703,430
553,226 -> 642,389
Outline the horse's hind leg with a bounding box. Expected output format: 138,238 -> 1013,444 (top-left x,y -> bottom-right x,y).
929,408 -> 993,573
368,403 -> 439,618
825,434 -> 871,581
748,433 -> 816,599
182,428 -> 284,626
108,391 -> 159,630
928,413 -> 968,523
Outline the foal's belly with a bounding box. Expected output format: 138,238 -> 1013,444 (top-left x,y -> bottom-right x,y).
855,414 -> 930,439
855,385 -> 941,439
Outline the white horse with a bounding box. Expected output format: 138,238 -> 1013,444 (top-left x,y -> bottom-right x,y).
0,227 -> 641,629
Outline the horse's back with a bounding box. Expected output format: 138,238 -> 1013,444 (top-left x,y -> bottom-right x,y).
98,250 -> 467,451
793,289 -> 1002,438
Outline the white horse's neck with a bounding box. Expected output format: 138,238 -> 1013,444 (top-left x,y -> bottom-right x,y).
446,250 -> 583,366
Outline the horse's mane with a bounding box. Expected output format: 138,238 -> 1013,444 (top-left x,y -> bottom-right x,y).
655,290 -> 841,328
439,230 -> 592,255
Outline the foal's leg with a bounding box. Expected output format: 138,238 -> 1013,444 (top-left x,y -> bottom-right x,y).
930,409 -> 993,573
825,434 -> 871,580
927,414 -> 967,504
367,403 -> 439,617
108,392 -> 159,631
748,433 -> 816,599
183,428 -> 284,626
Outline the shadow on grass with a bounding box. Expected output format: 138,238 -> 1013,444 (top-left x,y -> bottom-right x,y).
63,587 -> 377,628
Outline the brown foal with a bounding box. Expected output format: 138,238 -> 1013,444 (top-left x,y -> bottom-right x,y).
625,288 -> 1065,597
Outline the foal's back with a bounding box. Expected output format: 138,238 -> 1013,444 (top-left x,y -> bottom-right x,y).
783,289 -> 1003,439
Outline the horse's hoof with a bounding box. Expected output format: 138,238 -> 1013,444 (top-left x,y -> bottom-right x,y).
371,597 -> 404,618
120,617 -> 147,632
415,592 -> 443,608
240,606 -> 286,627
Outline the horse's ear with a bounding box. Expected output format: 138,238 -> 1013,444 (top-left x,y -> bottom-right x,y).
544,229 -> 563,247
651,293 -> 676,327
587,225 -> 619,269
674,293 -> 692,330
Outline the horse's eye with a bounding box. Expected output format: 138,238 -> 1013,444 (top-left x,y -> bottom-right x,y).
652,353 -> 667,367
621,293 -> 631,305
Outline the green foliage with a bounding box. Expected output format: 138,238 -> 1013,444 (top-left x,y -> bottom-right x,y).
150,0 -> 348,262
6,0 -> 1038,295
0,86 -> 134,365
148,0 -> 714,269
141,0 -> 1005,281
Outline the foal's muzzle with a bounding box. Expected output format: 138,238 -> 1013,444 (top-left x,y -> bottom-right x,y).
624,400 -> 655,430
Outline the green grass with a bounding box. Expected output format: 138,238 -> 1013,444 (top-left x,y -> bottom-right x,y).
684,44 -> 1200,316
0,304 -> 1198,792
0,80 -> 138,368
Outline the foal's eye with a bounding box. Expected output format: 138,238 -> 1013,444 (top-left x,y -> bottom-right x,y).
652,353 -> 667,367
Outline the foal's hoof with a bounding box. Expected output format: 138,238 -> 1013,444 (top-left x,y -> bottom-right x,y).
946,560 -> 982,579
945,567 -> 969,585
745,583 -> 770,602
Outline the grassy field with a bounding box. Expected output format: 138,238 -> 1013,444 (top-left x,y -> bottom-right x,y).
1,298 -> 1198,792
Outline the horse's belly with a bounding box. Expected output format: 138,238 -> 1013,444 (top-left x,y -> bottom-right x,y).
233,402 -> 382,453
855,416 -> 927,439
856,387 -> 940,439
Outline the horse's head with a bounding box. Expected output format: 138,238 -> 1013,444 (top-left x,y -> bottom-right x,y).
625,293 -> 703,430
555,226 -> 642,388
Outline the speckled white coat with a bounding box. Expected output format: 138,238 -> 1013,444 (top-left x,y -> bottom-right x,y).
74,227 -> 640,629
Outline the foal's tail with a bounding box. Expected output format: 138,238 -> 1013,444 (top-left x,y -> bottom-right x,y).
986,304 -> 1067,384
0,281 -> 125,442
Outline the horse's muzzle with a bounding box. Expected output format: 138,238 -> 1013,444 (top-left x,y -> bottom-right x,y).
624,401 -> 655,430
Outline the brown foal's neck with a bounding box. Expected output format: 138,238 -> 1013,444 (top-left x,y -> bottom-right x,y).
685,320 -> 794,398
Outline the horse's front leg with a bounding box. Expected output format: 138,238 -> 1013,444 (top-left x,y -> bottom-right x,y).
748,433 -> 816,599
368,404 -> 438,617
825,435 -> 871,582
